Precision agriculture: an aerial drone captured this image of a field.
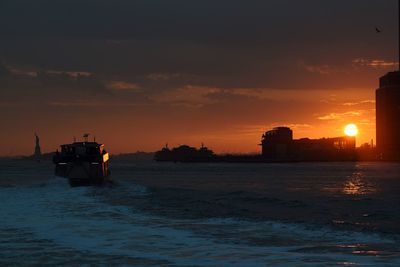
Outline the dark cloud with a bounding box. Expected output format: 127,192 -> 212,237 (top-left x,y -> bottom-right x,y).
0,0 -> 397,154
0,0 -> 396,43
0,0 -> 397,91
0,63 -> 110,106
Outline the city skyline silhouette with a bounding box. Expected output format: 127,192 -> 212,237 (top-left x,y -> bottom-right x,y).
0,0 -> 399,155
1,2 -> 400,266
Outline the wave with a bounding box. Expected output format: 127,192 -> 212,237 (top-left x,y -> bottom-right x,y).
0,178 -> 399,266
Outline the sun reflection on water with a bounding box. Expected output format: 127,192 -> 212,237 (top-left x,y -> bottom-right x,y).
343,171 -> 376,195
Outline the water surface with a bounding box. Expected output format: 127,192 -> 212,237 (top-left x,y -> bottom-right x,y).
1,159 -> 399,266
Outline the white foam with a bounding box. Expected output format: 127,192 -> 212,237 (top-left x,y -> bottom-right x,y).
1,179 -> 399,266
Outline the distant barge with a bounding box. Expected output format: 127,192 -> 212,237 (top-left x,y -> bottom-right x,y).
154,127 -> 360,163
53,135 -> 111,186
154,143 -> 215,162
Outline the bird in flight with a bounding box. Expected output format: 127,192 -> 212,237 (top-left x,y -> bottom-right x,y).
375,27 -> 382,33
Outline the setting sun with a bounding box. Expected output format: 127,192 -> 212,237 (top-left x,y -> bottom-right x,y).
344,124 -> 358,137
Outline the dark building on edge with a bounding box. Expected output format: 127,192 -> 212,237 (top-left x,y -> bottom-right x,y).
376,71 -> 400,161
261,127 -> 356,161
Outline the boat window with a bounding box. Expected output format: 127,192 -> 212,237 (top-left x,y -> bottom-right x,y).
75,146 -> 86,155
86,147 -> 99,155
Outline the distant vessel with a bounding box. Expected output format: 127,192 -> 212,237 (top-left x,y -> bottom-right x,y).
53,134 -> 111,186
154,143 -> 215,162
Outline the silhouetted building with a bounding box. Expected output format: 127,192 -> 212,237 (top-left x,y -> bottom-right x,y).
356,142 -> 377,161
261,127 -> 293,158
261,127 -> 356,161
376,71 -> 400,160
34,133 -> 41,161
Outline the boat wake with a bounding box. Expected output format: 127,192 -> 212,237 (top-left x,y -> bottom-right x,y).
1,178 -> 399,266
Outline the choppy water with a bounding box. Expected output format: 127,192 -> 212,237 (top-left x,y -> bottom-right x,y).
1,159 -> 400,266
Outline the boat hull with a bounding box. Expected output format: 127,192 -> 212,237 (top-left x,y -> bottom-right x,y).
55,161 -> 111,187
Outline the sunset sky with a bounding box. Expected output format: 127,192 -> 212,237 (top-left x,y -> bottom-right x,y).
0,0 -> 399,155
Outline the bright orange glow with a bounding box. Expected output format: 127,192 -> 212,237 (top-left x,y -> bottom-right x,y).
0,86 -> 377,155
344,124 -> 359,137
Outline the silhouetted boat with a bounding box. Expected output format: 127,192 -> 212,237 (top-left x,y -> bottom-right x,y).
53,135 -> 111,186
154,143 -> 215,162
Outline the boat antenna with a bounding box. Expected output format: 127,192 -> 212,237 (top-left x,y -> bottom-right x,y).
83,133 -> 90,142
94,135 -> 96,142
73,136 -> 76,142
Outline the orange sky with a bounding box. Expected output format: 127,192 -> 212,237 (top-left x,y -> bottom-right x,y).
0,80 -> 383,155
0,0 -> 398,156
